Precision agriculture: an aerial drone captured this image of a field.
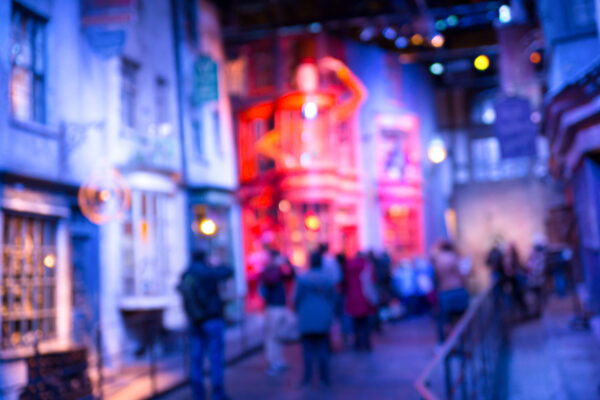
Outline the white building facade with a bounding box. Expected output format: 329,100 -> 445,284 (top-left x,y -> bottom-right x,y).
0,1 -> 245,397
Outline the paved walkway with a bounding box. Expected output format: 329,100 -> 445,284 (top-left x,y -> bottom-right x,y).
162,317 -> 439,400
507,296 -> 600,400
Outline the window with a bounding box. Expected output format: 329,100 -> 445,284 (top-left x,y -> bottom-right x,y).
192,116 -> 205,159
212,108 -> 222,156
1,214 -> 57,350
155,77 -> 169,128
471,137 -> 501,181
10,5 -> 46,123
122,191 -> 173,297
121,59 -> 139,130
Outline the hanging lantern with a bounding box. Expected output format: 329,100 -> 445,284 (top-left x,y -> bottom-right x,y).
78,167 -> 131,224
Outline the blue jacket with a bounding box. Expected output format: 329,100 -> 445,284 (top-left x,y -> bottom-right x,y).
294,269 -> 336,334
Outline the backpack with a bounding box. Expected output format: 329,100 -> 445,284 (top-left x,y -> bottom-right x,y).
178,271 -> 210,322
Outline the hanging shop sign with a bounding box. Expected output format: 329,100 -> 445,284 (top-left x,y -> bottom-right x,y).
494,96 -> 537,159
81,0 -> 136,57
191,55 -> 219,105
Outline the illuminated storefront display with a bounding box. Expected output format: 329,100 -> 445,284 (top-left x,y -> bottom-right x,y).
375,114 -> 425,261
238,57 -> 367,271
1,215 -> 58,350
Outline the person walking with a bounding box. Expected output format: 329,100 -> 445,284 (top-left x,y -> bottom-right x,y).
432,241 -> 469,342
178,250 -> 233,400
343,252 -> 377,351
260,249 -> 294,375
502,242 -> 529,317
295,251 -> 337,387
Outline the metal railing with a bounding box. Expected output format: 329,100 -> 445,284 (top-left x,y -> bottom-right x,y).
414,284 -> 509,400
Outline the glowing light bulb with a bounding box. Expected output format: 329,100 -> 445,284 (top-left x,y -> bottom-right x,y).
99,189 -> 111,202
411,33 -> 424,46
446,15 -> 459,27
430,63 -> 445,76
395,36 -> 409,49
529,51 -> 541,64
482,107 -> 496,125
474,55 -> 490,71
499,5 -> 512,24
428,138 -> 447,164
435,20 -> 447,31
43,254 -> 56,268
305,214 -> 321,231
302,101 -> 318,120
199,219 -> 217,236
431,34 -> 445,48
383,27 -> 397,40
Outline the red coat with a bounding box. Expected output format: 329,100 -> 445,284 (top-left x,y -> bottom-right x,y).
343,257 -> 376,318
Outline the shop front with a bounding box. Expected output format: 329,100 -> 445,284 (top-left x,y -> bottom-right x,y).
374,113 -> 424,262
188,188 -> 245,324
0,180 -> 76,398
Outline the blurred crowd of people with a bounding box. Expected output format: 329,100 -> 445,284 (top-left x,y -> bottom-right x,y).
177,234 -> 568,399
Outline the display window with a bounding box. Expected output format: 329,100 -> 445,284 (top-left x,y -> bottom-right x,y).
122,191 -> 174,298
1,213 -> 57,349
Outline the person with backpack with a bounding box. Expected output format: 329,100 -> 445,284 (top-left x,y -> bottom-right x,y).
260,249 -> 295,376
178,250 -> 233,400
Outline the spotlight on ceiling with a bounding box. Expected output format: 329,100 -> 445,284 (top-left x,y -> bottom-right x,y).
499,5 -> 512,24
446,15 -> 459,27
360,26 -> 376,41
429,63 -> 445,76
395,36 -> 409,49
431,34 -> 445,48
383,27 -> 397,40
411,33 -> 424,46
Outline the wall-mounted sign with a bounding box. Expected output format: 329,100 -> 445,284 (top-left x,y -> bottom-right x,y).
81,0 -> 136,57
495,96 -> 537,159
191,55 -> 219,105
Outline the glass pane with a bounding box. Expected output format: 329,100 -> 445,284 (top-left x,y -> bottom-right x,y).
33,75 -> 45,123
13,15 -> 32,67
33,22 -> 44,73
10,66 -> 33,120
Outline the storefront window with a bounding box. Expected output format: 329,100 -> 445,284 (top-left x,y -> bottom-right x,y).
191,204 -> 240,322
122,191 -> 173,297
121,58 -> 139,131
1,214 -> 57,349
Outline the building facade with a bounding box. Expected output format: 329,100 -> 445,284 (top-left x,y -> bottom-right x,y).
225,31 -> 443,296
541,0 -> 600,336
0,0 -> 246,397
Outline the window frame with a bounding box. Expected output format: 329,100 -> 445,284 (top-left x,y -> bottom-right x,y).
10,3 -> 47,124
122,191 -> 172,298
1,212 -> 58,351
121,58 -> 140,133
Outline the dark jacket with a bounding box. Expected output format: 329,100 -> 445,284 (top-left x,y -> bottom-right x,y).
180,262 -> 233,322
295,269 -> 336,334
260,261 -> 295,307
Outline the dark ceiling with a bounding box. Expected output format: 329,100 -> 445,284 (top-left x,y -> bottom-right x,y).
213,0 -> 541,88
213,0 -> 538,51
